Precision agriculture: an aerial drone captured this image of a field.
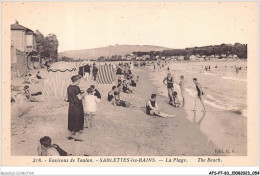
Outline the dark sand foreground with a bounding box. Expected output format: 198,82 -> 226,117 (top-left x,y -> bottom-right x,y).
11,68 -> 221,156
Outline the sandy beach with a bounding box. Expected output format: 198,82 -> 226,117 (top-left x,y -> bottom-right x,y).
11,63 -> 246,156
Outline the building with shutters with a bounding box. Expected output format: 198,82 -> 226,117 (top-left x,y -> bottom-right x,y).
11,21 -> 38,76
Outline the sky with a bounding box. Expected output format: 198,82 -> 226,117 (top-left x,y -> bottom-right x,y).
2,1 -> 258,52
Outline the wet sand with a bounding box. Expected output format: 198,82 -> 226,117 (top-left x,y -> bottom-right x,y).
147,63 -> 247,156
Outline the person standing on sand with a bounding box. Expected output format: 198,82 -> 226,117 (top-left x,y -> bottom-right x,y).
163,73 -> 174,101
192,78 -> 206,112
130,62 -> 134,71
78,66 -> 84,77
67,75 -> 84,142
84,64 -> 91,80
235,66 -> 239,74
179,75 -> 185,106
84,88 -> 100,128
92,63 -> 98,81
146,94 -> 175,118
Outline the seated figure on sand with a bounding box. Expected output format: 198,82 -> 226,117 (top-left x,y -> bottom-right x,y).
90,85 -> 101,99
24,74 -> 38,84
126,70 -> 132,80
146,94 -> 175,118
23,85 -> 42,102
129,75 -> 137,87
36,71 -> 43,79
117,76 -> 123,91
11,91 -> 31,118
107,86 -> 117,104
169,91 -> 181,108
113,91 -> 131,108
122,80 -> 133,94
116,66 -> 123,75
38,136 -> 68,156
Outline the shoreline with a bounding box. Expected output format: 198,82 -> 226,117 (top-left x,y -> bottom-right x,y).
147,65 -> 247,156
11,67 -> 223,156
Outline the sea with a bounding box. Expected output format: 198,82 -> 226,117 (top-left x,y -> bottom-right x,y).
148,60 -> 247,155
149,61 -> 247,117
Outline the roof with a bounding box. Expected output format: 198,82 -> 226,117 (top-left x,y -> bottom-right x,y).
48,61 -> 77,72
11,21 -> 34,33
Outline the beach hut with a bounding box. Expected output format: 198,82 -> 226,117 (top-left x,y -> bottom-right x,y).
43,61 -> 78,99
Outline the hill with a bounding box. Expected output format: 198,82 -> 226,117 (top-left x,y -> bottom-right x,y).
58,45 -> 171,60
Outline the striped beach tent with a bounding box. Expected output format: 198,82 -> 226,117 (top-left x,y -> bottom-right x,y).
96,65 -> 115,84
43,62 -> 78,99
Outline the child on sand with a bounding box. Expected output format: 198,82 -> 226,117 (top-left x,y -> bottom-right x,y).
84,88 -> 100,128
146,94 -> 175,118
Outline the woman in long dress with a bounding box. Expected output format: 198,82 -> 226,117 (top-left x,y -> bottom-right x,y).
67,75 -> 84,141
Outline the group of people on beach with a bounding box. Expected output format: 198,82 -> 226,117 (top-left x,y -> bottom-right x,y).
66,61 -> 208,142
153,60 -> 168,72
36,60 -> 208,155
38,74 -> 102,155
107,62 -> 138,107
11,70 -> 45,118
66,75 -> 101,142
145,63 -> 207,119
78,62 -> 99,81
23,71 -> 43,84
204,64 -> 246,74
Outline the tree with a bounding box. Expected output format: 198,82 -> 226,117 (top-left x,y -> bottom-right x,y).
97,56 -> 105,62
35,30 -> 45,58
43,34 -> 59,61
35,32 -> 59,62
